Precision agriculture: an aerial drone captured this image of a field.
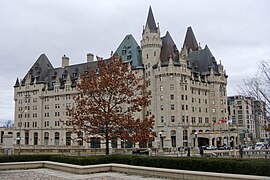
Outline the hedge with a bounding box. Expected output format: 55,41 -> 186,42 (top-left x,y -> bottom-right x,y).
0,154 -> 269,176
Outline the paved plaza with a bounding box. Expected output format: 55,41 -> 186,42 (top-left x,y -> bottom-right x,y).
0,168 -> 166,180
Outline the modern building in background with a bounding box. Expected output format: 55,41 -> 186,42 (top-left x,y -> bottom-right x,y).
228,95 -> 269,144
9,7 -> 242,150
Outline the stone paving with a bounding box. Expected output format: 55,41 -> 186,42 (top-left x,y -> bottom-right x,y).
0,168 -> 166,180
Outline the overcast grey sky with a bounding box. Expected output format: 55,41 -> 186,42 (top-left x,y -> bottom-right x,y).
0,0 -> 269,125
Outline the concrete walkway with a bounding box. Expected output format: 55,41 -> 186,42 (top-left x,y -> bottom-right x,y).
0,168 -> 166,180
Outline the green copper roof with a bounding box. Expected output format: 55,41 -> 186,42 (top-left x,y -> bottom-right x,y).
115,34 -> 143,69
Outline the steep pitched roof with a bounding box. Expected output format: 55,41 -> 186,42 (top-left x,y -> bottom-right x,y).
160,31 -> 180,66
183,27 -> 199,52
145,6 -> 157,33
114,34 -> 143,69
44,61 -> 100,90
22,54 -> 54,85
188,45 -> 218,75
14,78 -> 19,87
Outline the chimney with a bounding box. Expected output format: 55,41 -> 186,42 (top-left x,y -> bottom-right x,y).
62,55 -> 69,68
87,53 -> 94,63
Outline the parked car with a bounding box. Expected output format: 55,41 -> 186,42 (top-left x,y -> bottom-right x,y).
200,145 -> 208,150
206,145 -> 218,150
178,146 -> 189,151
218,145 -> 231,150
255,142 -> 266,150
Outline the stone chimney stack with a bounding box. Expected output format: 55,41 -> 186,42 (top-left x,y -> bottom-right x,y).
87,53 -> 94,63
62,55 -> 69,68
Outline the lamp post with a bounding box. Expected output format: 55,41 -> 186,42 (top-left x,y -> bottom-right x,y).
121,139 -> 126,153
77,138 -> 82,156
18,94 -> 30,155
159,132 -> 163,152
194,132 -> 198,149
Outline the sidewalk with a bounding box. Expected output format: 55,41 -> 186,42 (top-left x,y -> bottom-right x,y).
0,168 -> 166,180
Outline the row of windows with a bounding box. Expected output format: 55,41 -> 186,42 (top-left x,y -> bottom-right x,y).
161,116 -> 209,124
18,121 -> 37,128
18,90 -> 38,97
44,94 -> 72,102
44,103 -> 72,110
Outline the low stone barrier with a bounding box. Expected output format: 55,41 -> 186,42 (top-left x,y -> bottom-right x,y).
0,161 -> 269,180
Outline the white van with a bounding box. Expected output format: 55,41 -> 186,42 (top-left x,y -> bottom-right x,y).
255,142 -> 266,150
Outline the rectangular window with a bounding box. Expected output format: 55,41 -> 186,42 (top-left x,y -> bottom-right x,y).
171,104 -> 175,110
170,94 -> 174,100
160,86 -> 163,91
171,116 -> 175,122
192,117 -> 196,123
205,117 -> 209,123
199,117 -> 203,123
161,105 -> 164,111
66,94 -> 71,100
55,95 -> 60,101
161,116 -> 164,123
160,95 -> 164,101
170,84 -> 174,90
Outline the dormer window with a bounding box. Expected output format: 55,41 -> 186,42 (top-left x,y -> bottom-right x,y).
127,55 -> 131,60
122,47 -> 126,55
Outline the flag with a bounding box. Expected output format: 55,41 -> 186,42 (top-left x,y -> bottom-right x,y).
219,119 -> 227,123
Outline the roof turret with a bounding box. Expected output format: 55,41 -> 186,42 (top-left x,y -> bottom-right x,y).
145,6 -> 158,33
183,26 -> 199,52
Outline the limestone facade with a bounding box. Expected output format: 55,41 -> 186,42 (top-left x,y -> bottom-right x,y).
11,7 -> 238,149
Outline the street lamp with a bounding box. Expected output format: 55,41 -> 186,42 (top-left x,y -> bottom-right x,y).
18,108 -> 28,155
194,132 -> 198,149
77,138 -> 82,156
159,132 -> 163,152
121,139 -> 126,153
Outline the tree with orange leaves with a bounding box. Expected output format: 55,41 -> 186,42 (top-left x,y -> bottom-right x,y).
67,56 -> 155,155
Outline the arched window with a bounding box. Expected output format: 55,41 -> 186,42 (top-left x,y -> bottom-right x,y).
34,132 -> 38,145
77,132 -> 83,146
171,130 -> 176,147
25,131 -> 29,145
44,132 -> 49,146
66,132 -> 71,146
90,137 -> 101,148
55,132 -> 60,146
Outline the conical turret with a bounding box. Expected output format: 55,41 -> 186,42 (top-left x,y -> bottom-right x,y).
183,26 -> 199,52
144,6 -> 158,33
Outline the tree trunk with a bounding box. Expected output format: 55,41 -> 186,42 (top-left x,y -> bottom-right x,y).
105,131 -> 109,155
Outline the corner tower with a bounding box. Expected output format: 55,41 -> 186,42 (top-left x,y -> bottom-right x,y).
141,6 -> 162,68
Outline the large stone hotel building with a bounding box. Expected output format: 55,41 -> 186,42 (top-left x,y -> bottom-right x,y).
11,7 -> 239,149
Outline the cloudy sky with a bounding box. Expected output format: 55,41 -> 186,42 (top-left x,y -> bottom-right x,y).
0,0 -> 269,125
